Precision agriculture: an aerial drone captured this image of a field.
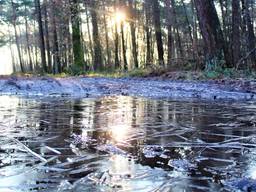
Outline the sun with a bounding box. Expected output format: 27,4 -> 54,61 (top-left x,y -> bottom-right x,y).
114,10 -> 126,23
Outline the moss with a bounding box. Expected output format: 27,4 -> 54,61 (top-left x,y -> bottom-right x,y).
66,65 -> 84,76
204,70 -> 221,79
126,69 -> 151,77
46,72 -> 68,78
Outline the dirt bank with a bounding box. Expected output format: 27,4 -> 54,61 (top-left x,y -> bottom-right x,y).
0,76 -> 255,101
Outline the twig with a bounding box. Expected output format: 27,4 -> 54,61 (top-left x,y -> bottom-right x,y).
44,145 -> 62,155
10,137 -> 48,162
236,47 -> 256,69
0,123 -> 7,127
2,156 -> 58,178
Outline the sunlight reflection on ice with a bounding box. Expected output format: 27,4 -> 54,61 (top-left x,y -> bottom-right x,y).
110,124 -> 129,142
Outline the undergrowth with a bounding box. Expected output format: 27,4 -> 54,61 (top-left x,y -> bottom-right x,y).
11,66 -> 256,80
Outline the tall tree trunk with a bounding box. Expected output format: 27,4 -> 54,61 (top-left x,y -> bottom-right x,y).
241,0 -> 256,67
128,0 -> 139,68
18,25 -> 28,69
171,0 -> 183,59
49,0 -> 61,74
219,0 -> 229,43
103,2 -> 111,67
85,6 -> 94,68
232,0 -> 241,67
219,0 -> 233,67
53,23 -> 61,74
114,22 -> 120,68
152,0 -> 164,66
35,0 -> 47,73
33,20 -> 39,68
62,1 -> 72,70
194,0 -> 229,68
182,0 -> 195,60
8,25 -> 16,72
24,5 -> 33,72
70,0 -> 86,70
121,21 -> 128,70
164,0 -> 173,67
191,0 -> 200,69
114,1 -> 120,69
11,0 -> 24,73
90,0 -> 103,71
115,23 -> 120,68
145,0 -> 152,66
43,0 -> 52,73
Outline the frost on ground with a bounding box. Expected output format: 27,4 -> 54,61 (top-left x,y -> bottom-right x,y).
0,76 -> 255,100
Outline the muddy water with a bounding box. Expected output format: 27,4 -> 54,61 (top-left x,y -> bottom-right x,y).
0,95 -> 256,191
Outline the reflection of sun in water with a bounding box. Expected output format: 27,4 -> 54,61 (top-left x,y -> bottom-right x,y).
250,168 -> 256,179
114,11 -> 126,23
110,124 -> 129,142
106,96 -> 134,142
247,159 -> 256,179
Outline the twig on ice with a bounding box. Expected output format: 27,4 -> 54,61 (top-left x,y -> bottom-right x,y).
10,137 -> 48,162
45,145 -> 62,155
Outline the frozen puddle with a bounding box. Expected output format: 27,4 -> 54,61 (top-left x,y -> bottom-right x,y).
0,95 -> 256,191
